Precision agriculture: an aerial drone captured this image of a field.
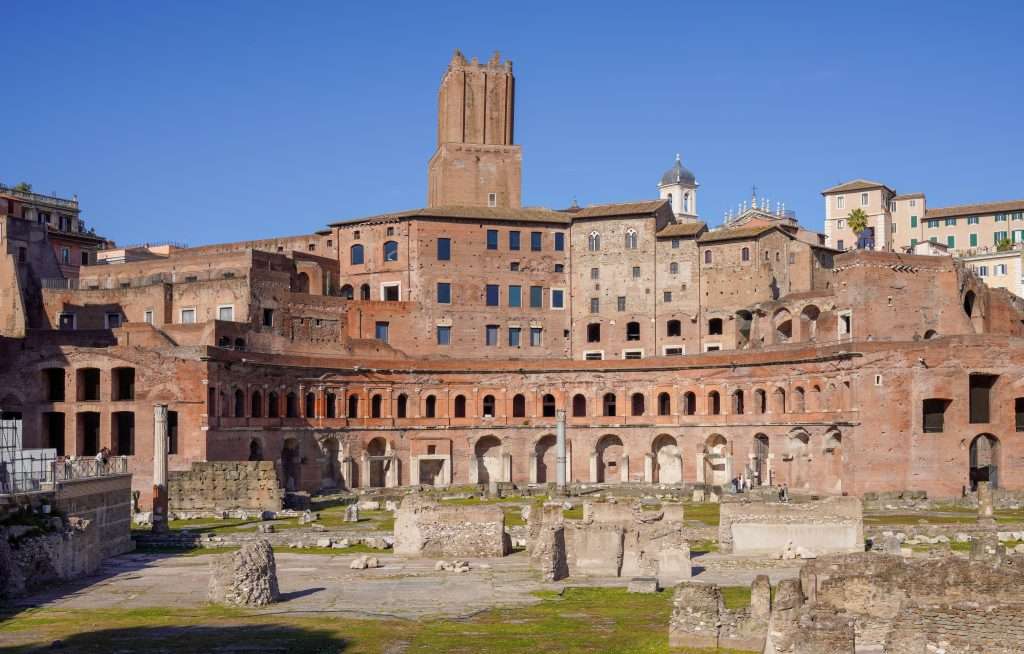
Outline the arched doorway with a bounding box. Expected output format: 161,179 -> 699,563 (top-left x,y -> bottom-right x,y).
703,434 -> 729,487
295,272 -> 310,294
752,434 -> 769,486
248,438 -> 263,461
535,434 -> 557,484
652,434 -> 682,484
969,434 -> 1000,490
596,434 -> 624,483
475,435 -> 503,483
366,437 -> 389,488
786,429 -> 811,490
321,436 -> 342,489
824,428 -> 843,494
281,437 -> 301,491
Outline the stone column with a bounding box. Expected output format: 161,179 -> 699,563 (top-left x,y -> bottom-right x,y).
152,404 -> 169,534
410,456 -> 421,485
978,480 -> 995,526
528,452 -> 538,484
555,409 -> 567,491
589,450 -> 599,483
620,454 -> 629,483
644,453 -> 655,483
502,452 -> 512,483
342,456 -> 354,490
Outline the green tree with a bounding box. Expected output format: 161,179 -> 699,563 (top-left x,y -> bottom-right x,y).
997,238 -> 1013,252
12,182 -> 32,192
846,208 -> 869,235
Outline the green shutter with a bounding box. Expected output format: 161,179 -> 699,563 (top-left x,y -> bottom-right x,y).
910,215 -> 918,227
910,238 -> 918,247
947,235 -> 955,248
970,233 -> 978,247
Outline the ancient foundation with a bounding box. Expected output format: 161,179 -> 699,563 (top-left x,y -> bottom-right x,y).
718,495 -> 863,556
168,461 -> 283,516
393,494 -> 509,558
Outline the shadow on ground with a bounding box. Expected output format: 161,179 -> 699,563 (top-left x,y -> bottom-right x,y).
0,624 -> 350,654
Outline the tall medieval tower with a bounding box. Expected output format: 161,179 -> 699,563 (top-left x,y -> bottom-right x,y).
427,50 -> 522,208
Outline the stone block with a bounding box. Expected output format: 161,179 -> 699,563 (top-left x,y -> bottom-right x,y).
627,577 -> 659,593
207,540 -> 279,608
669,583 -> 721,650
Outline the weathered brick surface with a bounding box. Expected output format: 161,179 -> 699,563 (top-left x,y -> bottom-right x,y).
168,461 -> 282,514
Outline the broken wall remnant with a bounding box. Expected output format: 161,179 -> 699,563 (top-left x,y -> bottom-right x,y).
207,539 -> 280,607
0,516 -> 101,600
393,494 -> 509,558
669,575 -> 772,652
529,501 -> 690,584
718,496 -> 863,556
169,461 -> 283,515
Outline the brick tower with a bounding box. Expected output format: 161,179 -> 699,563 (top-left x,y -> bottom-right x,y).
427,50 -> 522,208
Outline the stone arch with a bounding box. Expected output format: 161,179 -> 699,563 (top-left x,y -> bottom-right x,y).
340,284 -> 354,300
396,393 -> 408,418
534,433 -> 557,484
774,308 -> 793,343
702,434 -> 729,487
793,386 -> 806,412
631,392 -> 645,416
474,435 -> 503,484
366,436 -> 390,488
453,394 -> 467,418
773,387 -> 787,414
248,437 -> 263,461
602,392 -> 617,417
924,329 -> 939,340
657,392 -> 671,416
251,390 -> 263,418
707,390 -> 721,415
482,394 -> 496,417
234,388 -> 245,418
371,393 -> 383,418
969,433 -> 1000,490
652,434 -> 682,484
800,305 -> 821,341
512,393 -> 527,418
281,437 -> 301,491
320,435 -> 342,489
595,434 -> 624,483
753,388 -> 767,414
542,393 -> 556,418
424,394 -> 437,418
681,391 -> 696,416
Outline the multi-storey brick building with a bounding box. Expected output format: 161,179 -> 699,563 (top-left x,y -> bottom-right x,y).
3,50 -> 1024,507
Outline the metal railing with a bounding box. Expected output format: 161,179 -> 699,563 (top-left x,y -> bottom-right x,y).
0,183 -> 79,209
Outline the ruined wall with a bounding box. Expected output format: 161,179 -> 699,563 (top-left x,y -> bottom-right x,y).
0,517 -> 100,600
718,496 -> 863,555
168,461 -> 282,514
393,495 -> 508,558
53,473 -> 133,559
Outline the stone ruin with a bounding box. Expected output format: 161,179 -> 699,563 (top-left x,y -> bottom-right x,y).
392,494 -> 510,558
527,501 -> 690,585
670,575 -> 773,652
0,516 -> 101,599
718,495 -> 863,557
207,539 -> 280,607
169,461 -> 283,517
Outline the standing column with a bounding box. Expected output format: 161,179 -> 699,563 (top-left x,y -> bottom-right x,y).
556,409 -> 566,492
152,404 -> 169,534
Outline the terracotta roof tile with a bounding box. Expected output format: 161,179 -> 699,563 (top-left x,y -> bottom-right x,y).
657,221 -> 707,238
567,199 -> 669,218
698,224 -> 782,244
331,200 -> 670,227
925,199 -> 1024,219
821,179 -> 894,195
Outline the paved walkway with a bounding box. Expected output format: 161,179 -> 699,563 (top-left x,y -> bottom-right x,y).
13,550 -> 802,620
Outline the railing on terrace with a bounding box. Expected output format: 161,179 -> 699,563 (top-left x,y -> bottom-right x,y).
0,183 -> 79,210
41,277 -> 79,290
0,453 -> 129,496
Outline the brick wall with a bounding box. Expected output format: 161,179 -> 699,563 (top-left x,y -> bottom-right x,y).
168,461 -> 282,514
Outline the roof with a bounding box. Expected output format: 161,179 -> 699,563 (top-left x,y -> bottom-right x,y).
820,179 -> 895,195
330,200 -> 669,227
657,221 -> 707,238
925,199 -> 1024,219
698,224 -> 783,244
893,193 -> 925,200
659,155 -> 696,187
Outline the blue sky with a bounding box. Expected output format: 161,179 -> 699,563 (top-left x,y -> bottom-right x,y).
3,1 -> 1022,247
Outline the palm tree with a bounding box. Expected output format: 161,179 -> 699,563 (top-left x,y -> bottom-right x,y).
846,208 -> 869,236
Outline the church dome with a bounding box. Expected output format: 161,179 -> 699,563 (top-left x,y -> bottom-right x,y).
660,154 -> 696,186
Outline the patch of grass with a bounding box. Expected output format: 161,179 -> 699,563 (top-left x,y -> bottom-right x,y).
689,540 -> 719,554
683,502 -> 721,526
0,586 -> 764,654
720,586 -> 751,610
563,506 -> 584,520
863,514 -> 974,525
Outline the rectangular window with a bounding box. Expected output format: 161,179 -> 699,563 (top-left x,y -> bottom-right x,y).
671,238 -> 680,249
947,235 -> 955,249
375,321 -> 389,343
218,305 -> 234,321
554,263 -> 564,273
969,374 -> 997,424
508,285 -> 522,308
664,291 -> 672,302
530,327 -> 542,347
891,223 -> 896,233
968,216 -> 980,225
838,219 -> 845,229
144,309 -> 155,325
437,282 -> 451,304
508,327 -> 521,347
530,286 -> 543,308
631,266 -> 640,279
889,200 -> 897,212
584,351 -> 604,361
261,308 -> 274,327
970,233 -> 978,247
551,288 -> 565,309
860,192 -> 868,206
180,308 -> 196,324
617,296 -> 626,311
922,399 -> 950,433
437,237 -> 451,260
910,238 -> 917,248
61,247 -> 70,264
927,219 -> 939,228
436,325 -> 451,345
623,349 -> 643,360
485,324 -> 499,346
105,313 -> 121,329
996,213 -> 1007,222
945,218 -> 956,226
590,267 -> 599,280
836,196 -> 845,209
488,192 -> 497,207
995,231 -> 1008,244
530,231 -> 542,251
978,266 -> 988,277
486,284 -> 500,306
554,232 -> 565,251
510,261 -> 519,271
383,284 -> 400,301
509,231 -> 521,250
837,240 -> 844,250
996,264 -> 1007,275
929,236 -> 937,243
664,346 -> 684,356
486,229 -> 498,250
909,215 -> 917,228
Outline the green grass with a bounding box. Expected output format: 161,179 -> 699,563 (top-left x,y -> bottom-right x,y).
688,540 -> 719,554
720,586 -> 751,610
683,502 -> 720,526
0,587 -> 762,653
563,506 -> 584,520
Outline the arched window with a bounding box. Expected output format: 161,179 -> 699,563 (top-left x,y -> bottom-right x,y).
340,284 -> 354,300
454,394 -> 466,418
268,392 -> 279,418
347,394 -> 359,418
588,231 -> 601,251
234,389 -> 245,418
631,392 -> 645,416
425,395 -> 437,418
754,389 -> 766,414
587,323 -> 601,343
704,250 -> 713,264
396,393 -> 407,418
350,244 -> 364,265
683,192 -> 690,213
512,394 -> 526,417
658,392 -> 671,416
286,392 -> 298,418
572,393 -> 587,417
625,229 -> 638,249
682,392 -> 696,416
383,240 -> 398,262
667,192 -> 673,207
482,394 -> 496,417
251,390 -> 262,418
542,394 -> 556,417
371,394 -> 382,418
732,389 -> 744,414
708,391 -> 721,415
305,392 -> 316,418
793,387 -> 805,412
360,284 -> 371,300
325,392 -> 336,418
741,247 -> 750,262
667,320 -> 681,337
626,321 -> 640,341
603,392 -> 617,417
774,388 -> 786,414
670,262 -> 679,274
